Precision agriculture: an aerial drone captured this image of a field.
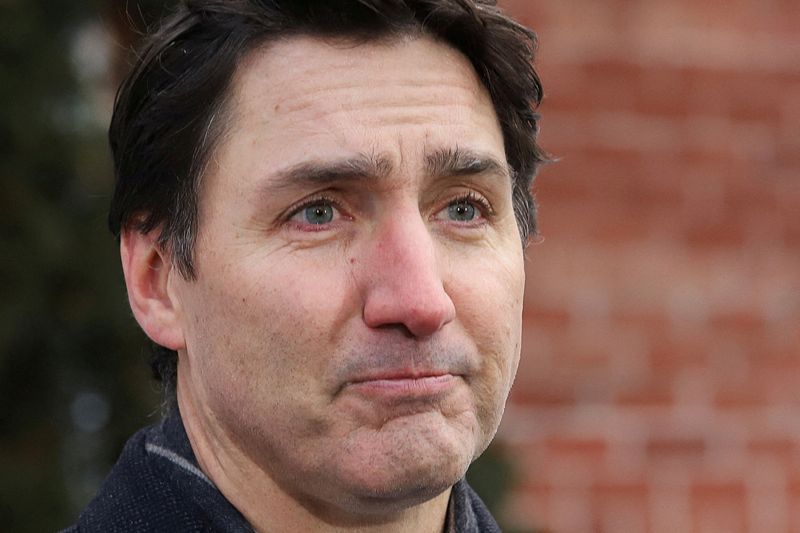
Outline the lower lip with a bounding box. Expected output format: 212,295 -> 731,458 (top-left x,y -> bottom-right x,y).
347,374 -> 458,399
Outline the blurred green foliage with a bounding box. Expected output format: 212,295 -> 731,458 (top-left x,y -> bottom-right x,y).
0,1 -> 163,530
0,1 -> 525,531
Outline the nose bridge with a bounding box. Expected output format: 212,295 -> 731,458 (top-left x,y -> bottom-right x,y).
380,207 -> 436,282
360,205 -> 455,337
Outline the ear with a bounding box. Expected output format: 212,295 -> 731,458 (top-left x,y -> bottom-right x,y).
120,228 -> 186,351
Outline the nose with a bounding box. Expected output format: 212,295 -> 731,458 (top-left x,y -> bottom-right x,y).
360,212 -> 456,338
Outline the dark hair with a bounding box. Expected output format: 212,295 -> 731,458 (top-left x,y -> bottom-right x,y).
109,0 -> 548,401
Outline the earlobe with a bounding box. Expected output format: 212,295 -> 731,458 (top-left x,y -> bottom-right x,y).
120,228 -> 186,351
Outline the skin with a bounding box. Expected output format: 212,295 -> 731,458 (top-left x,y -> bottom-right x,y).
122,35 -> 525,532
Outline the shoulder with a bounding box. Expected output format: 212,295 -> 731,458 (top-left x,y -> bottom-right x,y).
62,423 -> 214,533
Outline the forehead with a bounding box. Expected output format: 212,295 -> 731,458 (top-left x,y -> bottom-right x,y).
232,33 -> 491,110
197,34 -> 507,218
223,34 -> 503,159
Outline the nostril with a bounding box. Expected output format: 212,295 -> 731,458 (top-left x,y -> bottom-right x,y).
372,322 -> 417,339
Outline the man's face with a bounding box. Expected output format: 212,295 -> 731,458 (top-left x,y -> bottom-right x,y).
171,35 -> 525,514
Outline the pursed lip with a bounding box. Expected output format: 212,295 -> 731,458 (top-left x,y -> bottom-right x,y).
332,346 -> 478,398
346,368 -> 453,384
343,369 -> 461,399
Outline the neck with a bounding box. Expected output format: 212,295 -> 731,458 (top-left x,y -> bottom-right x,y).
176,377 -> 452,533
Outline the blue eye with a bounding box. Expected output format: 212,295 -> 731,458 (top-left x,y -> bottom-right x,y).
435,193 -> 492,226
448,200 -> 477,222
303,203 -> 334,225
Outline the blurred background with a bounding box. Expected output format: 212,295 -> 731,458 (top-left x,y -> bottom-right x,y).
0,0 -> 797,532
502,1 -> 800,532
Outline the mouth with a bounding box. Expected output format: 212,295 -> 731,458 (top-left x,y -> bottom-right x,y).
344,371 -> 460,400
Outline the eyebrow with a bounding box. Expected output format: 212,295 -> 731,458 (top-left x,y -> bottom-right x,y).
264,152 -> 393,192
425,147 -> 510,182
262,146 -> 509,193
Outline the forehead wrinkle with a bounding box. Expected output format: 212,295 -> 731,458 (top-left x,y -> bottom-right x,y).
272,80 -> 482,117
237,44 -> 488,124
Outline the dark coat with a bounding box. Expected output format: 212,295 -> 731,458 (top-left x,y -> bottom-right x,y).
61,409 -> 501,532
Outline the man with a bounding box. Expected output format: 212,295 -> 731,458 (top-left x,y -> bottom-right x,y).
65,0 -> 547,531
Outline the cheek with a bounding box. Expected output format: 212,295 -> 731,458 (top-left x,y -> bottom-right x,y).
453,245 -> 524,349
184,262 -> 354,446
187,255 -> 356,390
451,249 -> 524,416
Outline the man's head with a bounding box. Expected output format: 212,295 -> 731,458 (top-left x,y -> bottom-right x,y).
113,0 -> 544,525
111,0 -> 546,400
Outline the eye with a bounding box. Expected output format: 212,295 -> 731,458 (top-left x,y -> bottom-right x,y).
435,192 -> 491,224
303,203 -> 335,225
288,198 -> 341,227
447,200 -> 477,222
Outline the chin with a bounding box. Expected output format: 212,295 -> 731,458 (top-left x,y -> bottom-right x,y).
336,464 -> 464,518
329,415 -> 477,512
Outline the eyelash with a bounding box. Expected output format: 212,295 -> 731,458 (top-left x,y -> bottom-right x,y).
447,191 -> 494,220
285,195 -> 346,227
283,190 -> 494,229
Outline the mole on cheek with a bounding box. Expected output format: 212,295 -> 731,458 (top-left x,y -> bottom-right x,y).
349,258 -> 356,265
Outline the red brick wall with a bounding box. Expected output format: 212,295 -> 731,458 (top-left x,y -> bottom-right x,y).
498,1 -> 800,532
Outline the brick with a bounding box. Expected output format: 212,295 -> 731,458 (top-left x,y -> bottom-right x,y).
546,488 -> 594,533
610,309 -> 670,332
579,60 -> 645,111
648,438 -> 706,461
756,370 -> 800,406
714,388 -> 767,410
709,310 -> 768,334
541,198 -> 661,244
774,125 -> 800,170
648,333 -> 709,373
684,69 -> 786,125
650,482 -> 694,533
747,439 -> 796,463
595,482 -> 649,533
691,482 -> 748,533
533,149 -> 647,203
635,66 -> 694,117
616,387 -> 674,409
750,498 -> 788,533
509,388 -> 575,408
683,219 -> 748,249
536,445 -> 608,490
522,306 -> 571,329
546,437 -> 608,457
